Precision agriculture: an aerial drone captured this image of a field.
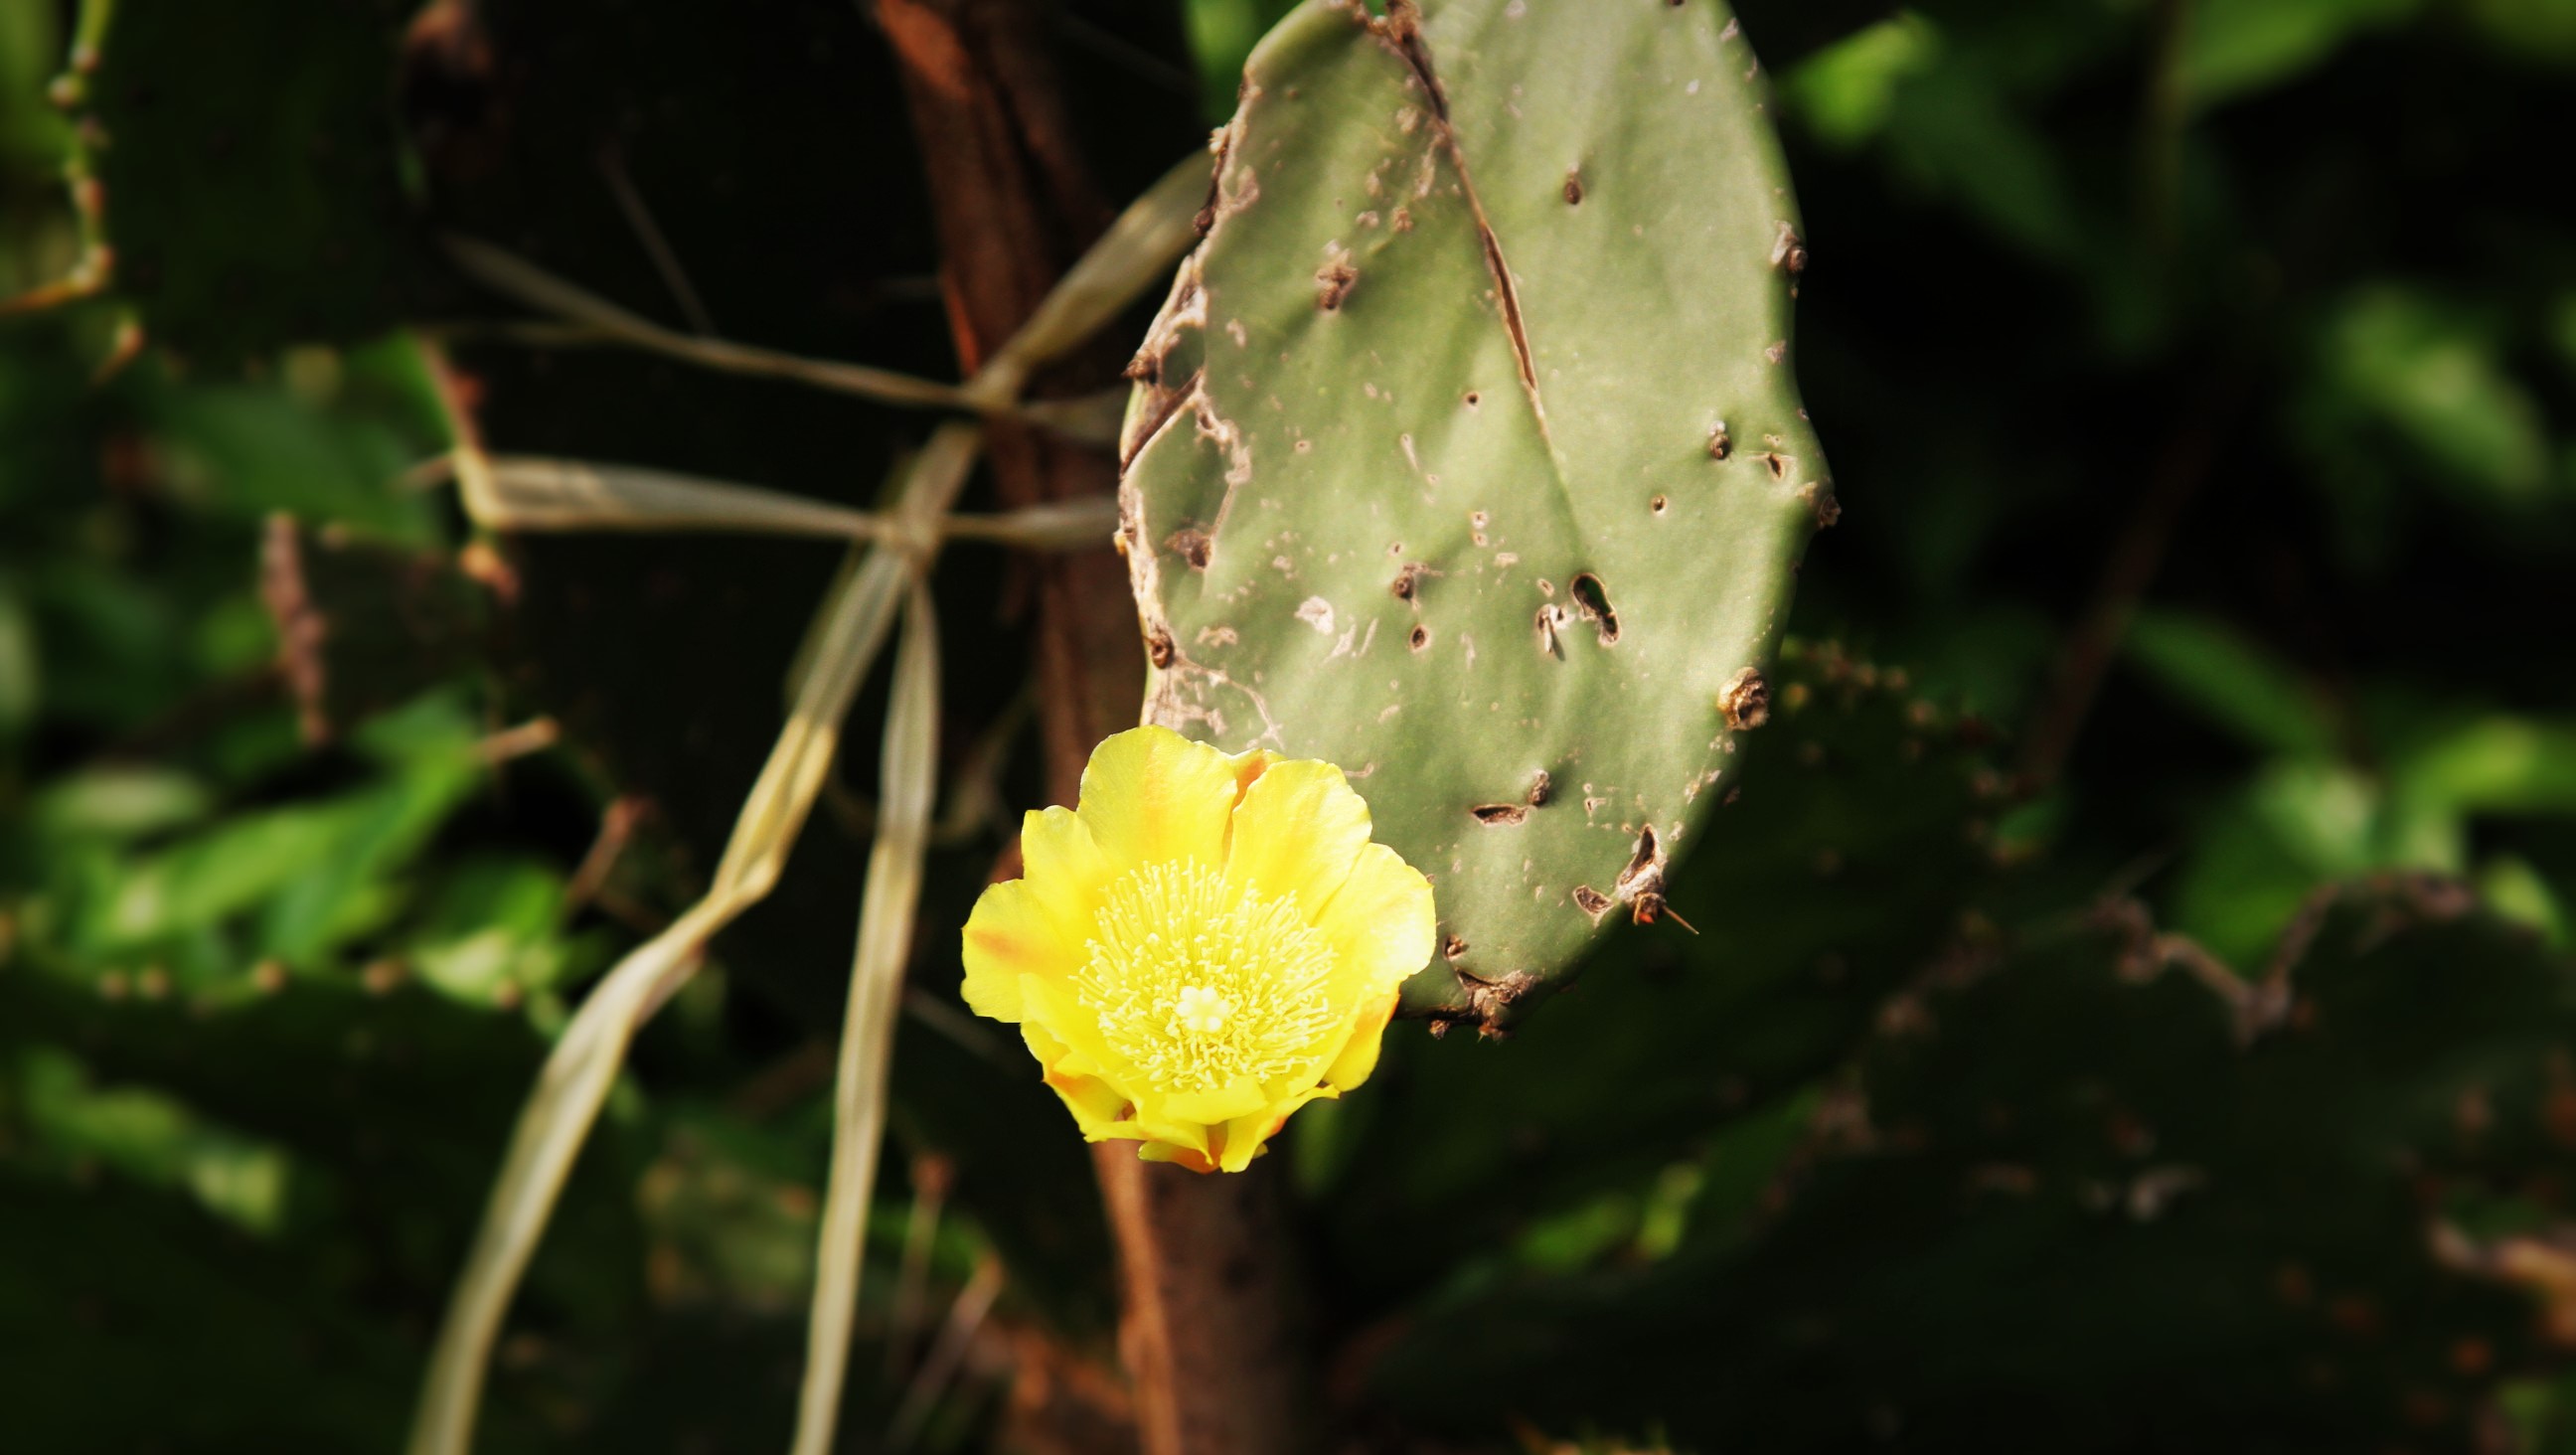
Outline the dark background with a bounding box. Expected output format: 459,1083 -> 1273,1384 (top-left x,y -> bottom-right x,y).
5,1 -> 2576,1450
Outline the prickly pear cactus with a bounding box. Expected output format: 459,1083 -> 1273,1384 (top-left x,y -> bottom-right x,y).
1119,0 -> 1829,1028
67,0 -> 424,361
1317,642 -> 2009,1296
1367,878 -> 2576,1448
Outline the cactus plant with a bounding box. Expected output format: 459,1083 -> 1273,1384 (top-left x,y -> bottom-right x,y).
1311,640 -> 2005,1294
1119,0 -> 1829,1029
67,0 -> 425,361
1365,877 -> 2576,1449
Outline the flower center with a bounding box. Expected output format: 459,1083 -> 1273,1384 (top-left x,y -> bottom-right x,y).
1076,861 -> 1338,1095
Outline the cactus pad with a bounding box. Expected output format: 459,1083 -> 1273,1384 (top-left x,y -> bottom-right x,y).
1118,0 -> 1828,1027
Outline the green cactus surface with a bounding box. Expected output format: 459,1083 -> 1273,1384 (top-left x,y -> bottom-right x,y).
1368,878 -> 2576,1449
1118,0 -> 1829,1028
1313,640 -> 2007,1297
77,0 -> 424,362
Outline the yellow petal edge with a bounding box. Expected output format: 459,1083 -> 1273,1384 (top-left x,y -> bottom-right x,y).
959,725 -> 1435,1174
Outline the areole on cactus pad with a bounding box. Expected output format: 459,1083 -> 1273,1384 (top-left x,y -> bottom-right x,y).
1116,0 -> 1829,1030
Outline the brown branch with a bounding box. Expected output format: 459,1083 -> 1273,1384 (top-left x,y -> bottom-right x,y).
876,4 -> 1312,1452
2017,384 -> 2235,788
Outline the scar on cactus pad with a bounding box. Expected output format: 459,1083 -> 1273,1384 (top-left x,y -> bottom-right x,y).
962,727 -> 1435,1172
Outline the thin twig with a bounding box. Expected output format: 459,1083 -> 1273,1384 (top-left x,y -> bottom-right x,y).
886,1258 -> 1007,1451
464,454 -> 1117,549
972,153 -> 1212,400
884,1154 -> 955,1380
597,143 -> 719,335
469,455 -> 890,539
404,427 -> 980,1455
443,235 -> 976,411
790,575 -> 942,1455
442,226 -> 1176,448
2016,394 -> 2231,787
939,497 -> 1118,550
470,716 -> 561,766
900,987 -> 1014,1067
823,681 -> 1036,847
1051,9 -> 1198,97
562,795 -> 650,913
415,147 -> 1206,1455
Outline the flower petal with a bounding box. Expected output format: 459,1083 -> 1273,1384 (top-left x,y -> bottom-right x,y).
1020,973 -> 1124,1082
1134,1107 -> 1212,1160
1136,1140 -> 1216,1174
1224,758 -> 1372,914
1075,726 -> 1242,870
1321,990 -> 1401,1092
962,807 -> 1109,1023
1020,803 -> 1113,928
1228,746 -> 1281,800
1319,842 -> 1437,1003
960,881 -> 1077,1023
1218,1090 -> 1326,1173
1161,1077 -> 1270,1127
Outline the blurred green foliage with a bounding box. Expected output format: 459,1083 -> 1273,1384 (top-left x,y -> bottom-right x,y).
5,0 -> 2576,1450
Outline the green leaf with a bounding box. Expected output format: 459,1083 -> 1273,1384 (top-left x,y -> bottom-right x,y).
28,766 -> 214,843
406,855 -> 587,1007
2302,286 -> 2551,507
146,378 -> 443,546
53,698 -> 483,966
2395,716 -> 2576,816
2460,0 -> 2576,67
2481,854 -> 2572,947
2126,608 -> 2339,758
19,1047 -> 298,1235
0,579 -> 34,739
2172,760 -> 2382,965
1781,12 -> 1940,149
1184,0 -> 1311,123
2181,0 -> 2421,109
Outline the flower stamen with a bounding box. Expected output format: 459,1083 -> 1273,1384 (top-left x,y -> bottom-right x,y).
1077,861 -> 1337,1095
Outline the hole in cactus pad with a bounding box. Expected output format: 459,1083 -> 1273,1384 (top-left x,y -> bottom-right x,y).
1568,573 -> 1619,644
1471,804 -> 1529,826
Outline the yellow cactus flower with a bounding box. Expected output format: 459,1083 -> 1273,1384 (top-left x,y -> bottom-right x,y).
960,725 -> 1435,1173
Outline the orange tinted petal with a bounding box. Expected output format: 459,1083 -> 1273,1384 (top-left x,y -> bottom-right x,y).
960,881 -> 1077,1023
1228,745 -> 1281,802
1137,1140 -> 1216,1174
1074,726 -> 1239,870
1022,1019 -> 1148,1145
1224,758 -> 1371,914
